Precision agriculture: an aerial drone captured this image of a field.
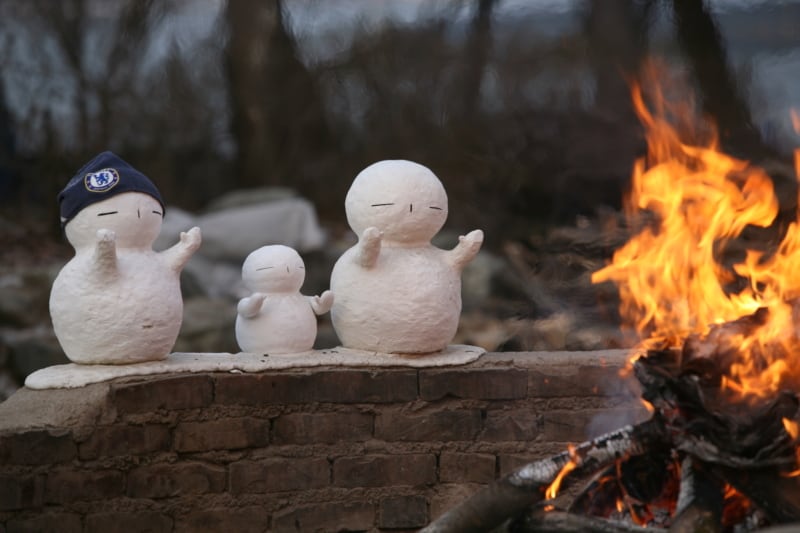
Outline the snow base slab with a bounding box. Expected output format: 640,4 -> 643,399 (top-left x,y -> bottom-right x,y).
24,344 -> 485,389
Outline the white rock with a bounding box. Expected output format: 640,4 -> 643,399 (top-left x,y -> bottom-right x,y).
330,160 -> 484,354
235,245 -> 333,354
50,192 -> 201,364
197,197 -> 326,260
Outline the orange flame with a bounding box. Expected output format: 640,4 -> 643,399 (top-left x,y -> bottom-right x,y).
593,78 -> 800,400
545,445 -> 578,500
783,417 -> 800,477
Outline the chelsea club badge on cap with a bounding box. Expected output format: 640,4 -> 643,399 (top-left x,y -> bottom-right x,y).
58,151 -> 165,227
84,168 -> 120,192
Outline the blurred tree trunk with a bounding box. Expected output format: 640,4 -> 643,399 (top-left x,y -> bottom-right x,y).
671,0 -> 773,159
225,0 -> 278,188
36,0 -> 90,152
225,0 -> 333,190
456,0 -> 496,120
584,0 -> 654,114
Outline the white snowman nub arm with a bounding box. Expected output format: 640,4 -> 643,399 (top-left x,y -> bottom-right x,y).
237,293 -> 266,318
448,229 -> 484,271
93,229 -> 118,279
356,227 -> 382,268
310,290 -> 334,315
162,226 -> 202,273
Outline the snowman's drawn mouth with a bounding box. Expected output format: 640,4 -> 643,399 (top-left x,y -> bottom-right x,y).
142,324 -> 154,329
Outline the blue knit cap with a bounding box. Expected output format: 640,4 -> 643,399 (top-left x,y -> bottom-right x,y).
58,151 -> 164,226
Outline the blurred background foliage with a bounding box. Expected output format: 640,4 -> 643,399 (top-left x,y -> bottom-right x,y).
0,1 -> 799,397
1,0 -> 796,244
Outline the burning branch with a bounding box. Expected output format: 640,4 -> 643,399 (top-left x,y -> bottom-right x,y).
420,417 -> 668,533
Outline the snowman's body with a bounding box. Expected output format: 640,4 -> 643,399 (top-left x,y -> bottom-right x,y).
332,244 -> 461,353
330,160 -> 483,354
50,191 -> 201,364
51,250 -> 183,364
236,293 -> 318,354
235,245 -> 333,354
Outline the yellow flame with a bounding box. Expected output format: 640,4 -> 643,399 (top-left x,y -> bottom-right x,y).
783,417 -> 799,439
592,78 -> 800,400
545,445 -> 578,500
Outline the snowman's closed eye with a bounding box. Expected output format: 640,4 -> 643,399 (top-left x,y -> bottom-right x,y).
371,203 -> 394,207
97,211 -> 118,216
152,210 -> 163,216
256,266 -> 274,271
429,206 -> 443,210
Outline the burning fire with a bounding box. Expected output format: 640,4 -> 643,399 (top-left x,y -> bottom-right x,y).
592,79 -> 800,400
545,444 -> 578,500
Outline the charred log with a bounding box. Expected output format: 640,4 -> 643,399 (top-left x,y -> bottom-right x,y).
712,466 -> 800,524
668,457 -> 724,533
509,508 -> 660,533
420,417 -> 668,533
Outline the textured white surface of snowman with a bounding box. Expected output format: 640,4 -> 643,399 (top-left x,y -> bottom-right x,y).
330,159 -> 483,354
50,153 -> 201,364
236,245 -> 333,354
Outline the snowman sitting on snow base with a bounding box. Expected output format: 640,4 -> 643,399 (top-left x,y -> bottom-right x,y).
50,151 -> 201,365
330,159 -> 484,355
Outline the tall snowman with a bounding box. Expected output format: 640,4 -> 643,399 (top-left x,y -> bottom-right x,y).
330,159 -> 483,354
50,151 -> 201,364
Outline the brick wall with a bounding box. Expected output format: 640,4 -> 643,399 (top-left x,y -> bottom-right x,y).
0,351 -> 646,532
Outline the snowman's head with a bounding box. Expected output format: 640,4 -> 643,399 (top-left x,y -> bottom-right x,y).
345,160 -> 448,244
64,192 -> 164,250
59,151 -> 166,250
242,245 -> 306,293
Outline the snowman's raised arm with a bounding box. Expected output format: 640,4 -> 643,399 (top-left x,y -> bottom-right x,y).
161,226 -> 202,273
447,229 -> 484,271
355,227 -> 382,269
93,229 -> 118,279
238,293 -> 266,318
310,290 -> 334,315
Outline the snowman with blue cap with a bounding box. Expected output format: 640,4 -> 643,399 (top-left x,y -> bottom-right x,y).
50,151 -> 202,364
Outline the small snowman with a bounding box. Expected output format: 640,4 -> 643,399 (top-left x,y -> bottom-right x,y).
330,159 -> 483,353
50,151 -> 201,364
235,245 -> 333,354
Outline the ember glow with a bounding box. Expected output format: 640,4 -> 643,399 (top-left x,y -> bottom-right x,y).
592,81 -> 800,400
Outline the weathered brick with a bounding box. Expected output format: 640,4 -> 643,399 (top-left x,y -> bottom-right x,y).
273,501 -> 374,533
85,512 -> 172,533
111,374 -> 214,413
44,469 -> 124,504
528,364 -> 632,398
419,368 -> 528,400
79,424 -> 170,459
543,409 -> 600,442
440,452 -> 496,483
333,454 -> 435,488
375,409 -> 482,442
0,430 -> 76,465
0,475 -> 43,511
174,506 -> 268,533
230,458 -> 329,494
429,483 -> 482,524
481,410 -> 541,441
215,369 -> 418,405
379,495 -> 429,529
7,513 -> 81,533
273,412 -> 373,444
127,462 -> 227,498
173,417 -> 268,452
